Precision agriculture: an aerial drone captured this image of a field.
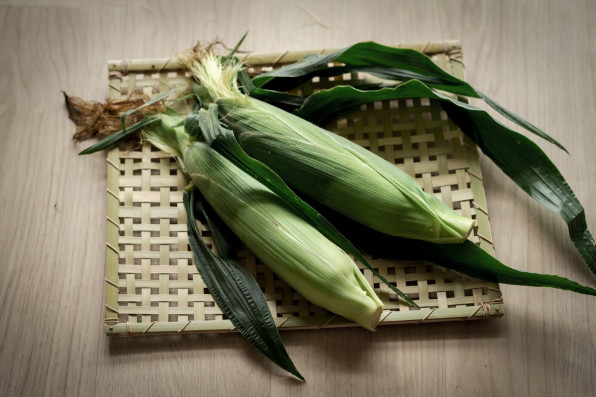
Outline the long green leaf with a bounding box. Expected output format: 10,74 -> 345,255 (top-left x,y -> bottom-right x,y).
120,84 -> 183,129
477,91 -> 565,152
249,87 -> 305,110
288,81 -> 596,275
313,203 -> 596,296
193,104 -> 416,306
78,115 -> 159,155
252,41 -> 566,151
183,187 -> 304,381
253,42 -> 475,96
222,31 -> 249,61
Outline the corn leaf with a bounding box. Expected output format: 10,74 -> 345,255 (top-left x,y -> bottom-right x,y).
78,115 -> 160,155
120,84 -> 184,129
223,33 -> 255,95
221,31 -> 249,62
252,41 -> 565,151
183,111 -> 202,140
183,187 -> 304,381
280,81 -> 596,275
237,68 -> 256,94
253,42 -> 475,95
313,202 -> 596,296
249,87 -> 305,110
191,81 -> 212,109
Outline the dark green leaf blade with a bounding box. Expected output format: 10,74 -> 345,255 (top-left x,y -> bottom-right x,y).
251,41 -> 566,150
291,81 -> 596,275
315,203 -> 596,296
183,187 -> 304,381
184,111 -> 202,139
253,42 -> 476,95
252,50 -> 343,90
430,240 -> 596,295
237,68 -> 256,94
249,88 -> 305,109
190,187 -> 240,262
439,100 -> 596,272
294,81 -> 432,125
222,31 -> 249,61
478,91 -> 568,152
78,116 -> 159,155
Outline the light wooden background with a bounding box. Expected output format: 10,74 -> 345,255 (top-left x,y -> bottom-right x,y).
1,0 -> 595,396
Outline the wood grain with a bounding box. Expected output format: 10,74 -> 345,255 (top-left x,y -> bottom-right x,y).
0,0 -> 594,396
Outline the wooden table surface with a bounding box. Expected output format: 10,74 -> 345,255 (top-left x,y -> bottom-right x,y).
1,0 -> 595,395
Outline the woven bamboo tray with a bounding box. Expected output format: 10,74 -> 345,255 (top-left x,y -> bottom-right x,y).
103,41 -> 503,336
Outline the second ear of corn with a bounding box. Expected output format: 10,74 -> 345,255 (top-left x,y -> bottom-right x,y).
238,130 -> 475,243
144,113 -> 385,331
188,55 -> 475,244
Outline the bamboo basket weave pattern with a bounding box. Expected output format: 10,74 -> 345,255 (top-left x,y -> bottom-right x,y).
104,41 -> 503,335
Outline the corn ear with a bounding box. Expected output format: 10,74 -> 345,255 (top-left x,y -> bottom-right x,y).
188,55 -> 474,244
184,141 -> 385,330
239,131 -> 473,242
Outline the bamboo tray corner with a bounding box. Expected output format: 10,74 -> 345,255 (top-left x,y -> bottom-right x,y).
103,41 -> 503,336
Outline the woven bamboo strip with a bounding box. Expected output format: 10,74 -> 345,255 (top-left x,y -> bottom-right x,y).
449,51 -> 495,257
104,74 -> 122,330
107,40 -> 461,73
106,302 -> 504,336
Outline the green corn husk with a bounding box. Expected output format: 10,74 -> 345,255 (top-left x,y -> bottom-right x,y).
141,108 -> 190,160
238,130 -> 473,242
141,114 -> 385,330
183,141 -> 384,330
187,55 -> 475,244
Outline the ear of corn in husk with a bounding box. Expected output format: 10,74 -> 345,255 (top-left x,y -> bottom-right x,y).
184,140 -> 384,330
238,130 -> 474,242
185,54 -> 475,244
